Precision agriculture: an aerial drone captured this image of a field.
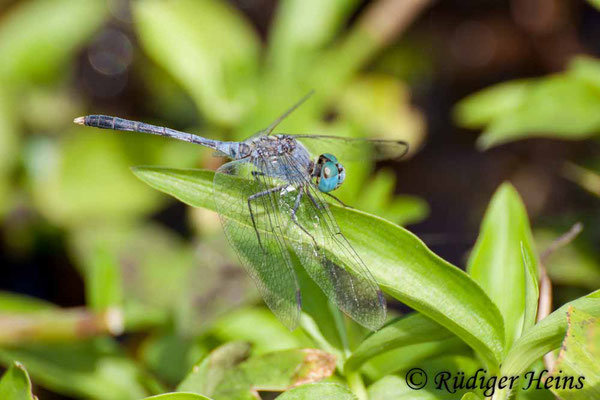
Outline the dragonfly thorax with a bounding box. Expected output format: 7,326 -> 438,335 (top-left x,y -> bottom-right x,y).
252,135 -> 297,158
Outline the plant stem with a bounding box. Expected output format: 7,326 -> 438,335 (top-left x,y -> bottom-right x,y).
347,371 -> 368,400
0,307 -> 123,344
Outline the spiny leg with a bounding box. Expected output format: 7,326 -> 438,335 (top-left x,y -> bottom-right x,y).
290,189 -> 317,244
324,192 -> 352,208
305,190 -> 323,210
248,185 -> 284,251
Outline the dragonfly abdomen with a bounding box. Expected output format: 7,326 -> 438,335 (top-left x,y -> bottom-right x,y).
74,115 -> 221,150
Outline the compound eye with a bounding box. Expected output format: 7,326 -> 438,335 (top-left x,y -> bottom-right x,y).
318,161 -> 339,193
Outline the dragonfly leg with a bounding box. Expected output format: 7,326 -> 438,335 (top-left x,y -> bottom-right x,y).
305,190 -> 323,210
324,192 -> 352,208
290,190 -> 317,244
248,185 -> 284,251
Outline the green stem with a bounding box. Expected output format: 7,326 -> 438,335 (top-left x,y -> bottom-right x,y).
0,307 -> 123,344
347,371 -> 368,400
491,386 -> 511,400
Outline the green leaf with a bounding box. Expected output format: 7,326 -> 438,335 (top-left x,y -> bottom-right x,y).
140,334 -> 200,387
70,223 -> 217,332
562,162 -> 600,199
367,354 -> 484,400
0,362 -> 35,400
501,290 -> 600,377
0,340 -> 149,399
345,313 -> 454,372
587,0 -> 600,11
361,337 -> 470,381
568,56 -> 600,88
0,87 -> 18,217
467,183 -> 537,348
178,342 -> 251,396
133,0 -> 260,125
212,349 -> 336,398
85,244 -> 123,311
453,81 -> 530,129
0,292 -> 55,313
461,393 -> 483,400
132,167 -> 505,366
268,0 -> 362,72
454,58 -> 600,149
550,307 -> 600,400
210,307 -> 307,354
337,75 -> 425,149
296,263 -> 347,368
144,394 -> 213,400
277,382 -> 357,400
521,242 -> 539,336
0,0 -> 108,83
27,130 -> 163,226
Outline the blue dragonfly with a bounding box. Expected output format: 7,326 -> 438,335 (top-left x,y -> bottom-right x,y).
74,94 -> 408,331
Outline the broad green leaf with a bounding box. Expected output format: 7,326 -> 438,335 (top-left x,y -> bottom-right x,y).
568,56 -> 600,88
454,57 -> 600,149
516,359 -> 555,400
502,290 -> 600,377
521,242 -> 539,336
133,0 -> 260,125
210,308 -> 307,354
467,183 -> 537,348
361,337 -> 470,381
0,0 -> 108,83
268,0 -> 362,72
367,354 -> 484,400
345,313 -> 454,371
277,382 -> 357,400
453,81 -> 530,129
132,167 -> 505,366
368,375 -> 434,400
144,394 -> 212,400
295,261 -> 347,368
0,362 -> 35,400
212,348 -> 336,399
178,342 -> 251,396
0,340 -> 149,399
550,307 -> 600,399
0,292 -> 54,313
587,0 -> 600,11
461,393 -> 483,400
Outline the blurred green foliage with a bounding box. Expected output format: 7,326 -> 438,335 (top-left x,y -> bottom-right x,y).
454,56 -> 600,149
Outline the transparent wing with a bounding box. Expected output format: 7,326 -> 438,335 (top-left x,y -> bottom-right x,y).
213,159 -> 301,330
291,135 -> 409,161
276,152 -> 387,330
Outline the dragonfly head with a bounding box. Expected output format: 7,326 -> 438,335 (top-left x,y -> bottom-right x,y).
315,153 -> 345,192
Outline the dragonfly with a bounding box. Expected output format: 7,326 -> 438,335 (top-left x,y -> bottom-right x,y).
74,93 -> 408,331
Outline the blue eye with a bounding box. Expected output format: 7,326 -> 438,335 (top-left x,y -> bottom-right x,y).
318,160 -> 345,192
